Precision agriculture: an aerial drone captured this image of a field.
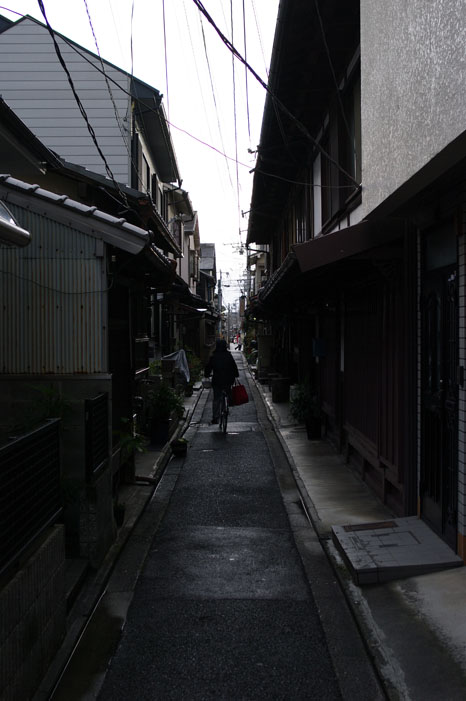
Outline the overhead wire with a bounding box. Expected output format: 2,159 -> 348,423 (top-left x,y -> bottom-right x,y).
54,31 -> 253,172
242,0 -> 251,141
179,0 -> 232,202
229,0 -> 242,239
180,0 -> 218,154
162,0 -> 169,119
190,0 -> 360,188
82,0 -> 131,156
198,12 -> 234,189
250,0 -> 268,78
105,0 -> 125,62
36,0 -> 129,208
10,3 -> 353,202
82,0 -> 152,197
312,0 -> 358,174
253,167 -> 358,189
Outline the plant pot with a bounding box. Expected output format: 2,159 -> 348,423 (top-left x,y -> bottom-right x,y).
305,416 -> 321,440
171,439 -> 188,457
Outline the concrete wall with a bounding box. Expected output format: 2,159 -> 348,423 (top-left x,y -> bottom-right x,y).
0,526 -> 66,701
360,0 -> 466,217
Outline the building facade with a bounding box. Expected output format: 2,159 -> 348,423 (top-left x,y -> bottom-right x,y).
247,0 -> 466,558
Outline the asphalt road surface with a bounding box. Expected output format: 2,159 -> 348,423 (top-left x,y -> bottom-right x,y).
60,353 -> 383,700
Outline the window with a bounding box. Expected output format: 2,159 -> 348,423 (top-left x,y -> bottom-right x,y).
142,155 -> 150,193
189,250 -> 199,281
294,185 -> 310,243
314,63 -> 361,234
320,117 -> 340,226
341,72 -> 361,190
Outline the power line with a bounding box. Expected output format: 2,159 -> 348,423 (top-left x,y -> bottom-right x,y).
191,0 -> 360,188
230,0 -> 241,231
57,32 -> 254,172
242,0 -> 251,141
253,167 -> 359,189
36,0 -> 129,208
162,0 -> 169,119
312,0 -> 357,172
82,0 -> 132,159
250,0 -> 269,78
198,12 -> 234,188
81,0 -> 148,197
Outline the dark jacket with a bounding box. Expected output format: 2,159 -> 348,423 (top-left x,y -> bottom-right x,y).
205,340 -> 239,389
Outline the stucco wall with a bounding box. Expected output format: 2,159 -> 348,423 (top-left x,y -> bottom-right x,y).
360,0 -> 466,216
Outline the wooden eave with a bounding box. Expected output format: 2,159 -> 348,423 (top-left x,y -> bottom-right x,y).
248,0 -> 360,246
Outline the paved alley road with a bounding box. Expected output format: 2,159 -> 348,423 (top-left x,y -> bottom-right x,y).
84,354 -> 383,700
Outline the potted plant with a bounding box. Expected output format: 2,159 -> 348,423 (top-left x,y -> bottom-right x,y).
289,383 -> 321,440
145,382 -> 184,445
170,437 -> 188,457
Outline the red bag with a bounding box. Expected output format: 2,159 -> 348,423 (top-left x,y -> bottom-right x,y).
231,380 -> 249,406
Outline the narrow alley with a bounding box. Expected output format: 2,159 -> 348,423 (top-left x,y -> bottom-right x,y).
48,351 -> 382,700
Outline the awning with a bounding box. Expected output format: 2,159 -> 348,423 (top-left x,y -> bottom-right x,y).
292,219 -> 405,274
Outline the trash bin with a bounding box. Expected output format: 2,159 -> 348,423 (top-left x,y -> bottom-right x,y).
272,377 -> 290,403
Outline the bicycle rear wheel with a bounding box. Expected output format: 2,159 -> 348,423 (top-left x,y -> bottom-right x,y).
219,393 -> 228,433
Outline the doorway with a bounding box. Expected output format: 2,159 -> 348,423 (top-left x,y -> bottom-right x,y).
420,222 -> 458,549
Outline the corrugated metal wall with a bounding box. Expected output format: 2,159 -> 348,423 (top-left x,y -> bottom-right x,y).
0,205 -> 107,374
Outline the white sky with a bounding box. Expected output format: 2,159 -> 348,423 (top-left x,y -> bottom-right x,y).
0,0 -> 280,305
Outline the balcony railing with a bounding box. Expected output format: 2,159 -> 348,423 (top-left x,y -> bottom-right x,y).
0,419 -> 61,577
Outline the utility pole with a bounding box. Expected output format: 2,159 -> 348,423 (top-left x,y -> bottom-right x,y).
217,271 -> 223,337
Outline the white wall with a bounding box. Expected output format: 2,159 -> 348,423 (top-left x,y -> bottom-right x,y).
360,0 -> 466,217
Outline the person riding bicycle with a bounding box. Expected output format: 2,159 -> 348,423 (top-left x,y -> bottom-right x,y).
204,338 -> 239,424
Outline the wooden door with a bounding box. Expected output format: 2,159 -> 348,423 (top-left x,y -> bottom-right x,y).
420,224 -> 458,549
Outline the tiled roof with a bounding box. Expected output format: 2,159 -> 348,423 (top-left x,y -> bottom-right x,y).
0,174 -> 170,261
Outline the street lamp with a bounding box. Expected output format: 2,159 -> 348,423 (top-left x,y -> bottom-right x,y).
0,201 -> 30,247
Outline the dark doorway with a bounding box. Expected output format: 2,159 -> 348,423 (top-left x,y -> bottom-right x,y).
420,222 -> 458,550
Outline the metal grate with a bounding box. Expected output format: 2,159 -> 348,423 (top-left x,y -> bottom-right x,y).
0,419 -> 61,577
85,393 -> 109,482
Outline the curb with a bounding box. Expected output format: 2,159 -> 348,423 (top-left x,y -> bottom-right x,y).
249,369 -> 388,700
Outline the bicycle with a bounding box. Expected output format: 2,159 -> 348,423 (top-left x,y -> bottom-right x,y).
219,389 -> 229,433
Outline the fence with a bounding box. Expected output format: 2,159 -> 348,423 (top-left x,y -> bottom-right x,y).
0,419 -> 61,577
